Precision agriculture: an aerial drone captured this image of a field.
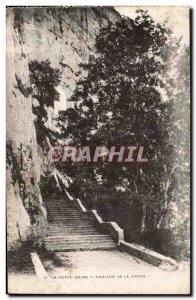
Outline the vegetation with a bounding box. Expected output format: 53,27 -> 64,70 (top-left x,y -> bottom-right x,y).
29,59 -> 61,146
56,10 -> 190,261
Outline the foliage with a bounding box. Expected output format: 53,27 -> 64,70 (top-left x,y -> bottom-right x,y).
29,59 -> 61,110
157,46 -> 190,260
56,11 -> 189,260
29,59 -> 61,146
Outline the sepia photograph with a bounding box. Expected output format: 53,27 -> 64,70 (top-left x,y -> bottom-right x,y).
6,5 -> 191,294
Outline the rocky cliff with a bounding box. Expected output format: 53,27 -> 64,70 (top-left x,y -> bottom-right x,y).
6,7 -> 121,250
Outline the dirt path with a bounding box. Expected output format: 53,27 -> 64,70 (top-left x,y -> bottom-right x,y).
37,250 -> 190,294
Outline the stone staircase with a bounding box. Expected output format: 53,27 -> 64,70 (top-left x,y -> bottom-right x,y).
43,198 -> 117,251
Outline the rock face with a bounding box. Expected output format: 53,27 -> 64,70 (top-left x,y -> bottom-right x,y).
6,7 -> 121,250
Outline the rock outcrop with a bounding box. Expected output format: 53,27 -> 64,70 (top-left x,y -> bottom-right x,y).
6,7 -> 121,250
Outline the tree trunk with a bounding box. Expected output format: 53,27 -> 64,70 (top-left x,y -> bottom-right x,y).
140,203 -> 147,234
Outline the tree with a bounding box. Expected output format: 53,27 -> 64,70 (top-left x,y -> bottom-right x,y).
29,59 -> 61,145
56,11 -> 189,260
29,59 -> 61,111
155,46 -> 190,259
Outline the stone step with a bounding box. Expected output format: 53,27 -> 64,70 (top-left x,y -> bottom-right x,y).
44,239 -> 114,245
45,243 -> 115,249
45,205 -> 71,207
45,243 -> 116,251
50,216 -> 82,224
50,219 -> 84,222
48,224 -> 96,227
50,221 -> 85,224
48,222 -> 95,225
48,228 -> 98,235
45,204 -> 68,206
51,216 -> 82,224
45,206 -> 70,209
49,218 -> 91,221
49,218 -> 90,220
46,207 -> 76,210
51,219 -> 86,223
50,218 -> 89,225
48,212 -> 79,215
47,208 -> 77,211
45,200 -> 69,203
47,224 -> 96,227
47,230 -> 98,233
48,223 -> 92,225
45,206 -> 71,209
47,232 -> 100,236
48,220 -> 91,224
44,197 -> 117,252
50,216 -> 83,219
48,212 -> 76,214
44,234 -> 112,241
46,207 -> 70,209
47,227 -> 98,230
47,227 -> 99,231
49,214 -> 80,216
47,230 -> 100,233
49,215 -> 80,217
50,216 -> 82,218
49,225 -> 95,229
49,224 -> 93,227
47,210 -> 77,212
49,216 -> 89,219
47,230 -> 100,234
47,230 -> 99,232
47,225 -> 94,229
45,200 -> 68,202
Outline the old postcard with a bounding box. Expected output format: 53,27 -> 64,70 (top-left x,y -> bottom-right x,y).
6,6 -> 191,294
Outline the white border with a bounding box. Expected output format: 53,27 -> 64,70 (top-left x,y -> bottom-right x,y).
0,1 -> 194,299
1,0 -> 194,5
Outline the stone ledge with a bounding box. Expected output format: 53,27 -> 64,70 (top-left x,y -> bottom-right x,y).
119,241 -> 178,268
90,210 -> 124,244
31,252 -> 49,279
